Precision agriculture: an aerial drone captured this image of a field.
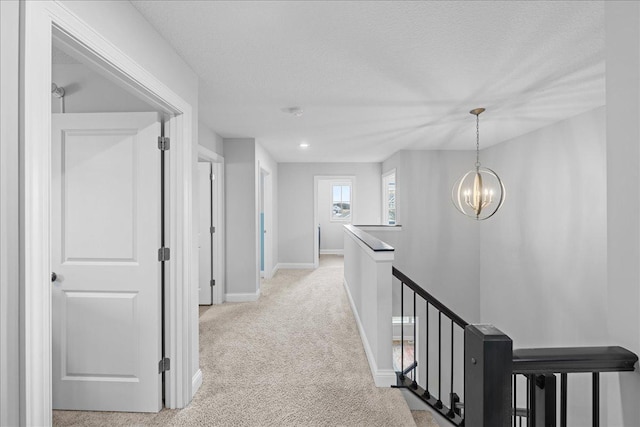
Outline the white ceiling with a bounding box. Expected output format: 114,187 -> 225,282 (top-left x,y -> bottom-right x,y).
131,1 -> 605,162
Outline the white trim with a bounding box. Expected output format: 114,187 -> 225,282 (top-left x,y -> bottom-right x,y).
257,160 -> 274,281
191,369 -> 203,396
225,290 -> 261,303
320,249 -> 345,255
313,175 -> 355,269
22,2 -> 195,421
356,226 -> 403,232
276,263 -> 316,270
343,278 -> 396,387
271,263 -> 280,277
381,168 -> 397,225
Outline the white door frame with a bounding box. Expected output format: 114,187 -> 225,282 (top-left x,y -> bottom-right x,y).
257,162 -> 274,279
313,176 -> 355,268
22,2 -> 194,424
197,146 -> 225,305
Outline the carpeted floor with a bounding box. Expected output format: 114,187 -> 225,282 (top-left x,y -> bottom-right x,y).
54,255 -> 438,426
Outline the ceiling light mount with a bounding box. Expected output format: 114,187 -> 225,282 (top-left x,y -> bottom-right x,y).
282,107 -> 304,117
452,107 -> 505,220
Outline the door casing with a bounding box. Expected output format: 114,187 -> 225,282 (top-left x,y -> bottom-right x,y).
197,145 -> 225,305
21,2 -> 196,424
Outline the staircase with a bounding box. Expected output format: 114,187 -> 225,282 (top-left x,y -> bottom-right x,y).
392,267 -> 638,427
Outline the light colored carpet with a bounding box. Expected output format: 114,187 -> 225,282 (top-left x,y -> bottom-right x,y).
54,255 -> 438,426
411,410 -> 439,427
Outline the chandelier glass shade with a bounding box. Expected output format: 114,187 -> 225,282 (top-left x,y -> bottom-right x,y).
452,108 -> 505,220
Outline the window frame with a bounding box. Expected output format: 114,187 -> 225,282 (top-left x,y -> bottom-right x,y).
382,169 -> 397,225
330,181 -> 353,223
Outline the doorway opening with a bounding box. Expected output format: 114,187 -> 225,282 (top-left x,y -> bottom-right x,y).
50,33 -> 169,413
21,3 -> 197,420
258,165 -> 273,279
197,146 -> 225,306
313,176 -> 355,268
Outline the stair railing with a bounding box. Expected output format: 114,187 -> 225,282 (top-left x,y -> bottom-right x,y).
393,267 -> 468,426
392,267 -> 638,427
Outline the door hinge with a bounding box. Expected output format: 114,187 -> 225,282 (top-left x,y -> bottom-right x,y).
210,226 -> 215,234
159,357 -> 170,373
158,136 -> 170,151
210,279 -> 215,287
210,172 -> 214,181
158,247 -> 170,262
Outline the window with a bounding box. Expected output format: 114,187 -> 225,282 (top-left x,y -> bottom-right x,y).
382,170 -> 396,225
331,183 -> 352,221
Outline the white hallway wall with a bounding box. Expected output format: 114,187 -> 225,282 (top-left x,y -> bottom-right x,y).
480,107 -> 607,347
0,1 -> 20,425
480,107 -> 607,425
224,139 -> 258,298
605,2 -> 640,425
278,162 -> 382,266
199,122 -> 224,157
223,139 -> 278,298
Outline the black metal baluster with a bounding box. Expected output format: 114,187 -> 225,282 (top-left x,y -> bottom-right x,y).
513,374 -> 517,427
560,373 -> 567,427
400,282 -> 404,376
413,291 -> 417,383
592,372 -> 600,427
526,375 -> 530,427
448,318 -> 455,417
436,311 -> 443,409
528,375 -> 536,427
423,301 -> 430,399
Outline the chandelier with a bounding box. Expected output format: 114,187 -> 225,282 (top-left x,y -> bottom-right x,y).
452,108 -> 505,220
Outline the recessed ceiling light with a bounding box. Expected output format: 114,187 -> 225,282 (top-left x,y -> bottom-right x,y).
282,107 -> 304,117
299,142 -> 310,149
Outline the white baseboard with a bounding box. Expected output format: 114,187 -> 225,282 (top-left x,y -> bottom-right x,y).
271,263 -> 280,277
225,289 -> 261,302
343,278 -> 396,387
276,262 -> 315,270
192,369 -> 203,396
320,249 -> 344,255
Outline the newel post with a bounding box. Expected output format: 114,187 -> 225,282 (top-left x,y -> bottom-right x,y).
464,324 -> 513,427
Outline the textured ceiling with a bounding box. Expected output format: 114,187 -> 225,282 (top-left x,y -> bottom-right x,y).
131,1 -> 604,162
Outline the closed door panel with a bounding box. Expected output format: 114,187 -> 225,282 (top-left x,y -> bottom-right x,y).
198,162 -> 213,305
51,112 -> 162,412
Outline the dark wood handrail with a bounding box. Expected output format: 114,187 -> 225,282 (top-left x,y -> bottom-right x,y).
344,224 -> 394,252
512,346 -> 638,374
392,267 -> 468,328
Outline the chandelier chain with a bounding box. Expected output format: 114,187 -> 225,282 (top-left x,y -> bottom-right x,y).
475,114 -> 480,168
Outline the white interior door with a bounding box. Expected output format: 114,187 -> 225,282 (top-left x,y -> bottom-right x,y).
198,162 -> 213,305
51,112 -> 163,412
